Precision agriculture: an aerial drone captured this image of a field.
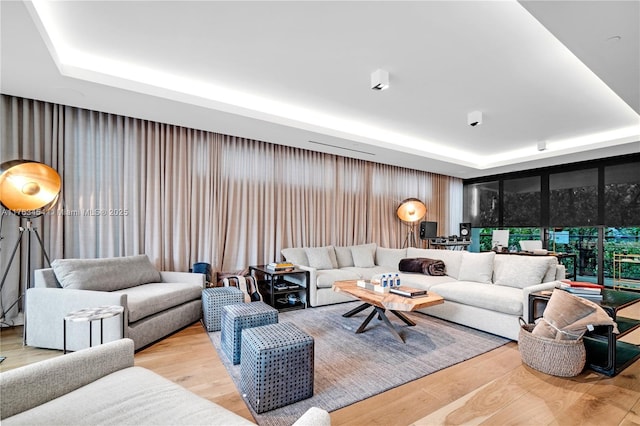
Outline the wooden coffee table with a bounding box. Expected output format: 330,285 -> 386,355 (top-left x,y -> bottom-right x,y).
332,280 -> 444,343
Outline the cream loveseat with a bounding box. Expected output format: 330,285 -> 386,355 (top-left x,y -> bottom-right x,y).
0,339 -> 330,426
26,255 -> 204,351
281,244 -> 565,340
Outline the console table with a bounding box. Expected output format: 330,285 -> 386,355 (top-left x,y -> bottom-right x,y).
529,289 -> 640,376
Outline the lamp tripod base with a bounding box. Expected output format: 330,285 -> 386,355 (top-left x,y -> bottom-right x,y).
0,218 -> 51,345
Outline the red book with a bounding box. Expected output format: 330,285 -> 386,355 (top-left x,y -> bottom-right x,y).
561,279 -> 604,289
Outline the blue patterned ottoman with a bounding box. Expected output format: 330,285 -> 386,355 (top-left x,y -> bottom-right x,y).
221,302 -> 278,365
202,287 -> 244,332
240,322 -> 314,413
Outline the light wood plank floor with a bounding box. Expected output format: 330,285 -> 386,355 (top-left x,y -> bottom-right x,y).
2,316 -> 640,426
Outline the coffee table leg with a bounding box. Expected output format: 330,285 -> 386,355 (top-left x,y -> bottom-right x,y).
353,306 -> 406,343
390,310 -> 416,327
355,308 -> 378,333
343,302 -> 371,318
375,307 -> 405,343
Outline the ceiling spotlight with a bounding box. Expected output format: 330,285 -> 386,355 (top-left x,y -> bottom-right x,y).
537,141 -> 547,151
371,69 -> 389,91
468,111 -> 482,127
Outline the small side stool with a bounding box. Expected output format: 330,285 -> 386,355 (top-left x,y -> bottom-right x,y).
221,302 -> 278,365
240,322 -> 314,413
63,305 -> 125,354
202,287 -> 244,332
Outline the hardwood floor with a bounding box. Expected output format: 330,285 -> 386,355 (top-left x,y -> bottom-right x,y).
2,317 -> 639,425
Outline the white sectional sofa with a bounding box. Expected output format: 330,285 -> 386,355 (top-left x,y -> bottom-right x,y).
281,244 -> 565,340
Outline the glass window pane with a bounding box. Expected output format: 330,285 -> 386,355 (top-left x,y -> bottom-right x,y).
503,177 -> 540,226
549,169 -> 598,226
464,181 -> 499,227
551,227 -> 599,283
604,227 -> 640,287
605,162 -> 640,226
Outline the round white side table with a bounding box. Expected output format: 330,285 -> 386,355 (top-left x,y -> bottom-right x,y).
63,305 -> 125,354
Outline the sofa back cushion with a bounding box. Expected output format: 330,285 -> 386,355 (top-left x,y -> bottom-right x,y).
349,243 -> 377,268
281,248 -> 310,267
457,251 -> 495,284
304,246 -> 338,270
493,255 -> 556,289
334,246 -> 354,268
51,255 -> 161,291
375,247 -> 407,269
407,248 -> 463,279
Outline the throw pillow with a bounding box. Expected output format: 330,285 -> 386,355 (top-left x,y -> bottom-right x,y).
334,246 -> 354,268
281,248 -> 309,267
350,245 -> 375,268
493,255 -> 553,289
304,247 -> 334,270
376,247 -> 407,269
52,254 -> 161,291
457,251 -> 495,284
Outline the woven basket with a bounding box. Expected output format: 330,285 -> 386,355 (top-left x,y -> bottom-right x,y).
518,322 -> 586,377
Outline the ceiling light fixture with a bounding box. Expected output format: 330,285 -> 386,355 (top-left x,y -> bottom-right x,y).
468,111 -> 482,127
537,140 -> 547,151
371,69 -> 389,91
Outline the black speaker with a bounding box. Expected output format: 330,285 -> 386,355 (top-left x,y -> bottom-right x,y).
459,223 -> 471,240
419,221 -> 438,240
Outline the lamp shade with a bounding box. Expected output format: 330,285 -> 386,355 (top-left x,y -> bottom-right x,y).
0,160 -> 61,217
396,198 -> 426,223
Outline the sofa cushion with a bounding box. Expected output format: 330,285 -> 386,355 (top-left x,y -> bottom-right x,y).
430,281 -> 523,316
398,273 -> 457,290
51,255 -> 161,291
407,248 -> 463,279
375,247 -> 407,269
457,251 -> 495,284
305,246 -> 336,270
2,366 -> 255,426
493,255 -> 555,289
341,266 -> 389,280
315,269 -> 361,289
334,246 -> 354,268
281,247 -> 309,267
350,244 -> 376,268
112,282 -> 203,323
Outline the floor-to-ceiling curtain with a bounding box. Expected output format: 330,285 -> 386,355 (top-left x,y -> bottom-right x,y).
0,94 -> 462,324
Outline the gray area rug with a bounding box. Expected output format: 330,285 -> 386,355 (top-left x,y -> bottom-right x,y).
208,302 -> 509,426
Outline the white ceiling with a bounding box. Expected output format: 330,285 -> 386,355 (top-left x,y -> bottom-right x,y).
1,1 -> 638,179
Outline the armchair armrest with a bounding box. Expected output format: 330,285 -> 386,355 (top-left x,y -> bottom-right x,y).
160,271 -> 205,287
521,281 -> 560,324
26,288 -> 128,351
33,268 -> 61,288
0,338 -> 134,419
296,265 -> 318,306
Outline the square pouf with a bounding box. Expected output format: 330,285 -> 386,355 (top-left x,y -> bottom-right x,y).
221,302 -> 278,365
202,287 -> 245,332
240,322 -> 314,414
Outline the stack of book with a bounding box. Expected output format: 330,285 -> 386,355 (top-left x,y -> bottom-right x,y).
266,262 -> 294,272
558,280 -> 604,301
390,286 -> 428,298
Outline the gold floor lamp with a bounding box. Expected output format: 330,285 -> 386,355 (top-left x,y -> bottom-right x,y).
0,160 -> 61,339
397,198 -> 427,248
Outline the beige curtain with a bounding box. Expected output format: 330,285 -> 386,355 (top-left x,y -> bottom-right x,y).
0,94 -> 462,324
